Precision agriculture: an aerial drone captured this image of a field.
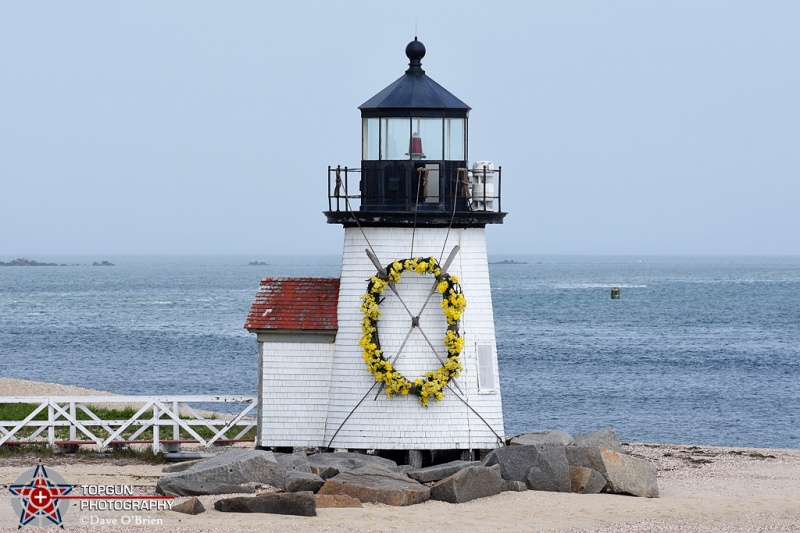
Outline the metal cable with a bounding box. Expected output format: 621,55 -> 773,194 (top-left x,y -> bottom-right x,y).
439,169 -> 466,263
446,383 -> 505,444
326,381 -> 381,449
340,170 -> 379,262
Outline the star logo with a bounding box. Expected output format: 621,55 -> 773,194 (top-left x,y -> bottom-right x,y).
9,465 -> 73,528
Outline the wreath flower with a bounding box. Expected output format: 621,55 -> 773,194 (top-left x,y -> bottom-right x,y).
360,256 -> 466,407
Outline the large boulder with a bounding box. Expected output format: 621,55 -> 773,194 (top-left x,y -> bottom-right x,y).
600,449 -> 659,498
156,449 -> 281,496
430,465 -> 503,503
317,466 -> 430,506
483,444 -> 571,493
162,458 -> 209,474
284,471 -> 325,493
406,460 -> 481,483
523,445 -> 571,493
277,452 -> 311,475
214,492 -> 316,516
569,466 -> 607,494
276,453 -> 323,491
565,446 -> 608,479
509,430 -> 574,447
482,446 -> 536,483
573,428 -> 625,453
316,494 -> 364,508
307,452 -> 402,476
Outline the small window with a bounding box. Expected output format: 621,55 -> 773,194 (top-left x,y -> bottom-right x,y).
413,118 -> 443,160
445,118 -> 465,160
363,118 -> 379,160
381,118 -> 410,160
477,344 -> 496,391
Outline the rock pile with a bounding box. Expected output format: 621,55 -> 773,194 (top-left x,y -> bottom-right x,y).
158,428 -> 658,517
495,428 -> 658,497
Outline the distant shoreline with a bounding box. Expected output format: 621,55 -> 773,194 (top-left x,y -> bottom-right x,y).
0,257 -> 114,267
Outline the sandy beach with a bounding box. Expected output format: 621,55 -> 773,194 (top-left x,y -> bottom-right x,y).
2,379 -> 799,532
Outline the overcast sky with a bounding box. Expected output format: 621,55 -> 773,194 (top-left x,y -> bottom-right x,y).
2,1 -> 798,256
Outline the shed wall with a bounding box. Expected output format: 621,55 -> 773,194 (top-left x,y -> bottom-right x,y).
258,337 -> 334,447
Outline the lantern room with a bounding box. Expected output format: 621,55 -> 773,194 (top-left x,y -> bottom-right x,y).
326,38 -> 505,227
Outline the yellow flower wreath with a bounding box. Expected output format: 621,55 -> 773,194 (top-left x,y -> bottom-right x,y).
359,256 -> 466,407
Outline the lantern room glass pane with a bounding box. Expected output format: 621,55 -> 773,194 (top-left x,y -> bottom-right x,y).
445,118 -> 465,160
362,118 -> 379,160
412,118 -> 443,161
381,118 -> 410,160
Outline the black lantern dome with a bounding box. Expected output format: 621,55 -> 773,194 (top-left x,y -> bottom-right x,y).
325,39 -> 504,227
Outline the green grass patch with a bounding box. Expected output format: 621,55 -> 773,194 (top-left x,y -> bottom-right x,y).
0,443 -> 53,458
0,442 -> 164,463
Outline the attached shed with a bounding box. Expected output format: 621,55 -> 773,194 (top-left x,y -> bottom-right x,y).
244,277 -> 339,448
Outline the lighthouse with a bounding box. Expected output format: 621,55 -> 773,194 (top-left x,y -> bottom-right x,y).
246,38 -> 506,459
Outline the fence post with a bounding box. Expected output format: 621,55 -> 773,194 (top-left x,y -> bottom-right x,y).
152,403 -> 160,454
69,402 -> 76,442
172,400 -> 180,443
47,402 -> 55,447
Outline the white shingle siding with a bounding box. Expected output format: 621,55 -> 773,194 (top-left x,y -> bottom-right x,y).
324,226 -> 505,450
258,339 -> 334,447
256,226 -> 505,450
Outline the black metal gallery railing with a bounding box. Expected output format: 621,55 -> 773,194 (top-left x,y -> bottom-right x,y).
326,165 -> 502,214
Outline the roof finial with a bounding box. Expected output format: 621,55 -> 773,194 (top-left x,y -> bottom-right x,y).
405,37 -> 425,75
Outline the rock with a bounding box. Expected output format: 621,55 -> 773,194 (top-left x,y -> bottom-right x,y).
573,428 -> 625,453
316,494 -> 364,508
430,465 -> 503,503
565,446 -> 608,479
509,430 -> 574,447
502,480 -> 528,492
285,471 -> 325,493
214,492 -> 316,516
311,465 -> 340,480
406,460 -> 481,483
482,446 -> 535,482
277,452 -> 312,489
277,452 -> 311,473
317,466 -> 429,506
171,496 -> 205,515
307,452 -> 402,475
483,444 -> 571,492
523,445 -> 571,492
198,482 -> 260,495
600,449 -> 659,498
162,458 -> 209,474
156,449 -> 281,496
569,466 -> 607,494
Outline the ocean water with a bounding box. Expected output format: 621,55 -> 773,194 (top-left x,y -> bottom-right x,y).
1,255 -> 798,449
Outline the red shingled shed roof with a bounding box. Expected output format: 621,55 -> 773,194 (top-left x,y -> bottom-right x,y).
244,277 -> 339,332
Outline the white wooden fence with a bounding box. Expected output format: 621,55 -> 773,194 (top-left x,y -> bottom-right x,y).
0,395 -> 257,453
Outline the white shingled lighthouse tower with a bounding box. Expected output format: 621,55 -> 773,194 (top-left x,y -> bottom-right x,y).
247,39 -> 506,459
